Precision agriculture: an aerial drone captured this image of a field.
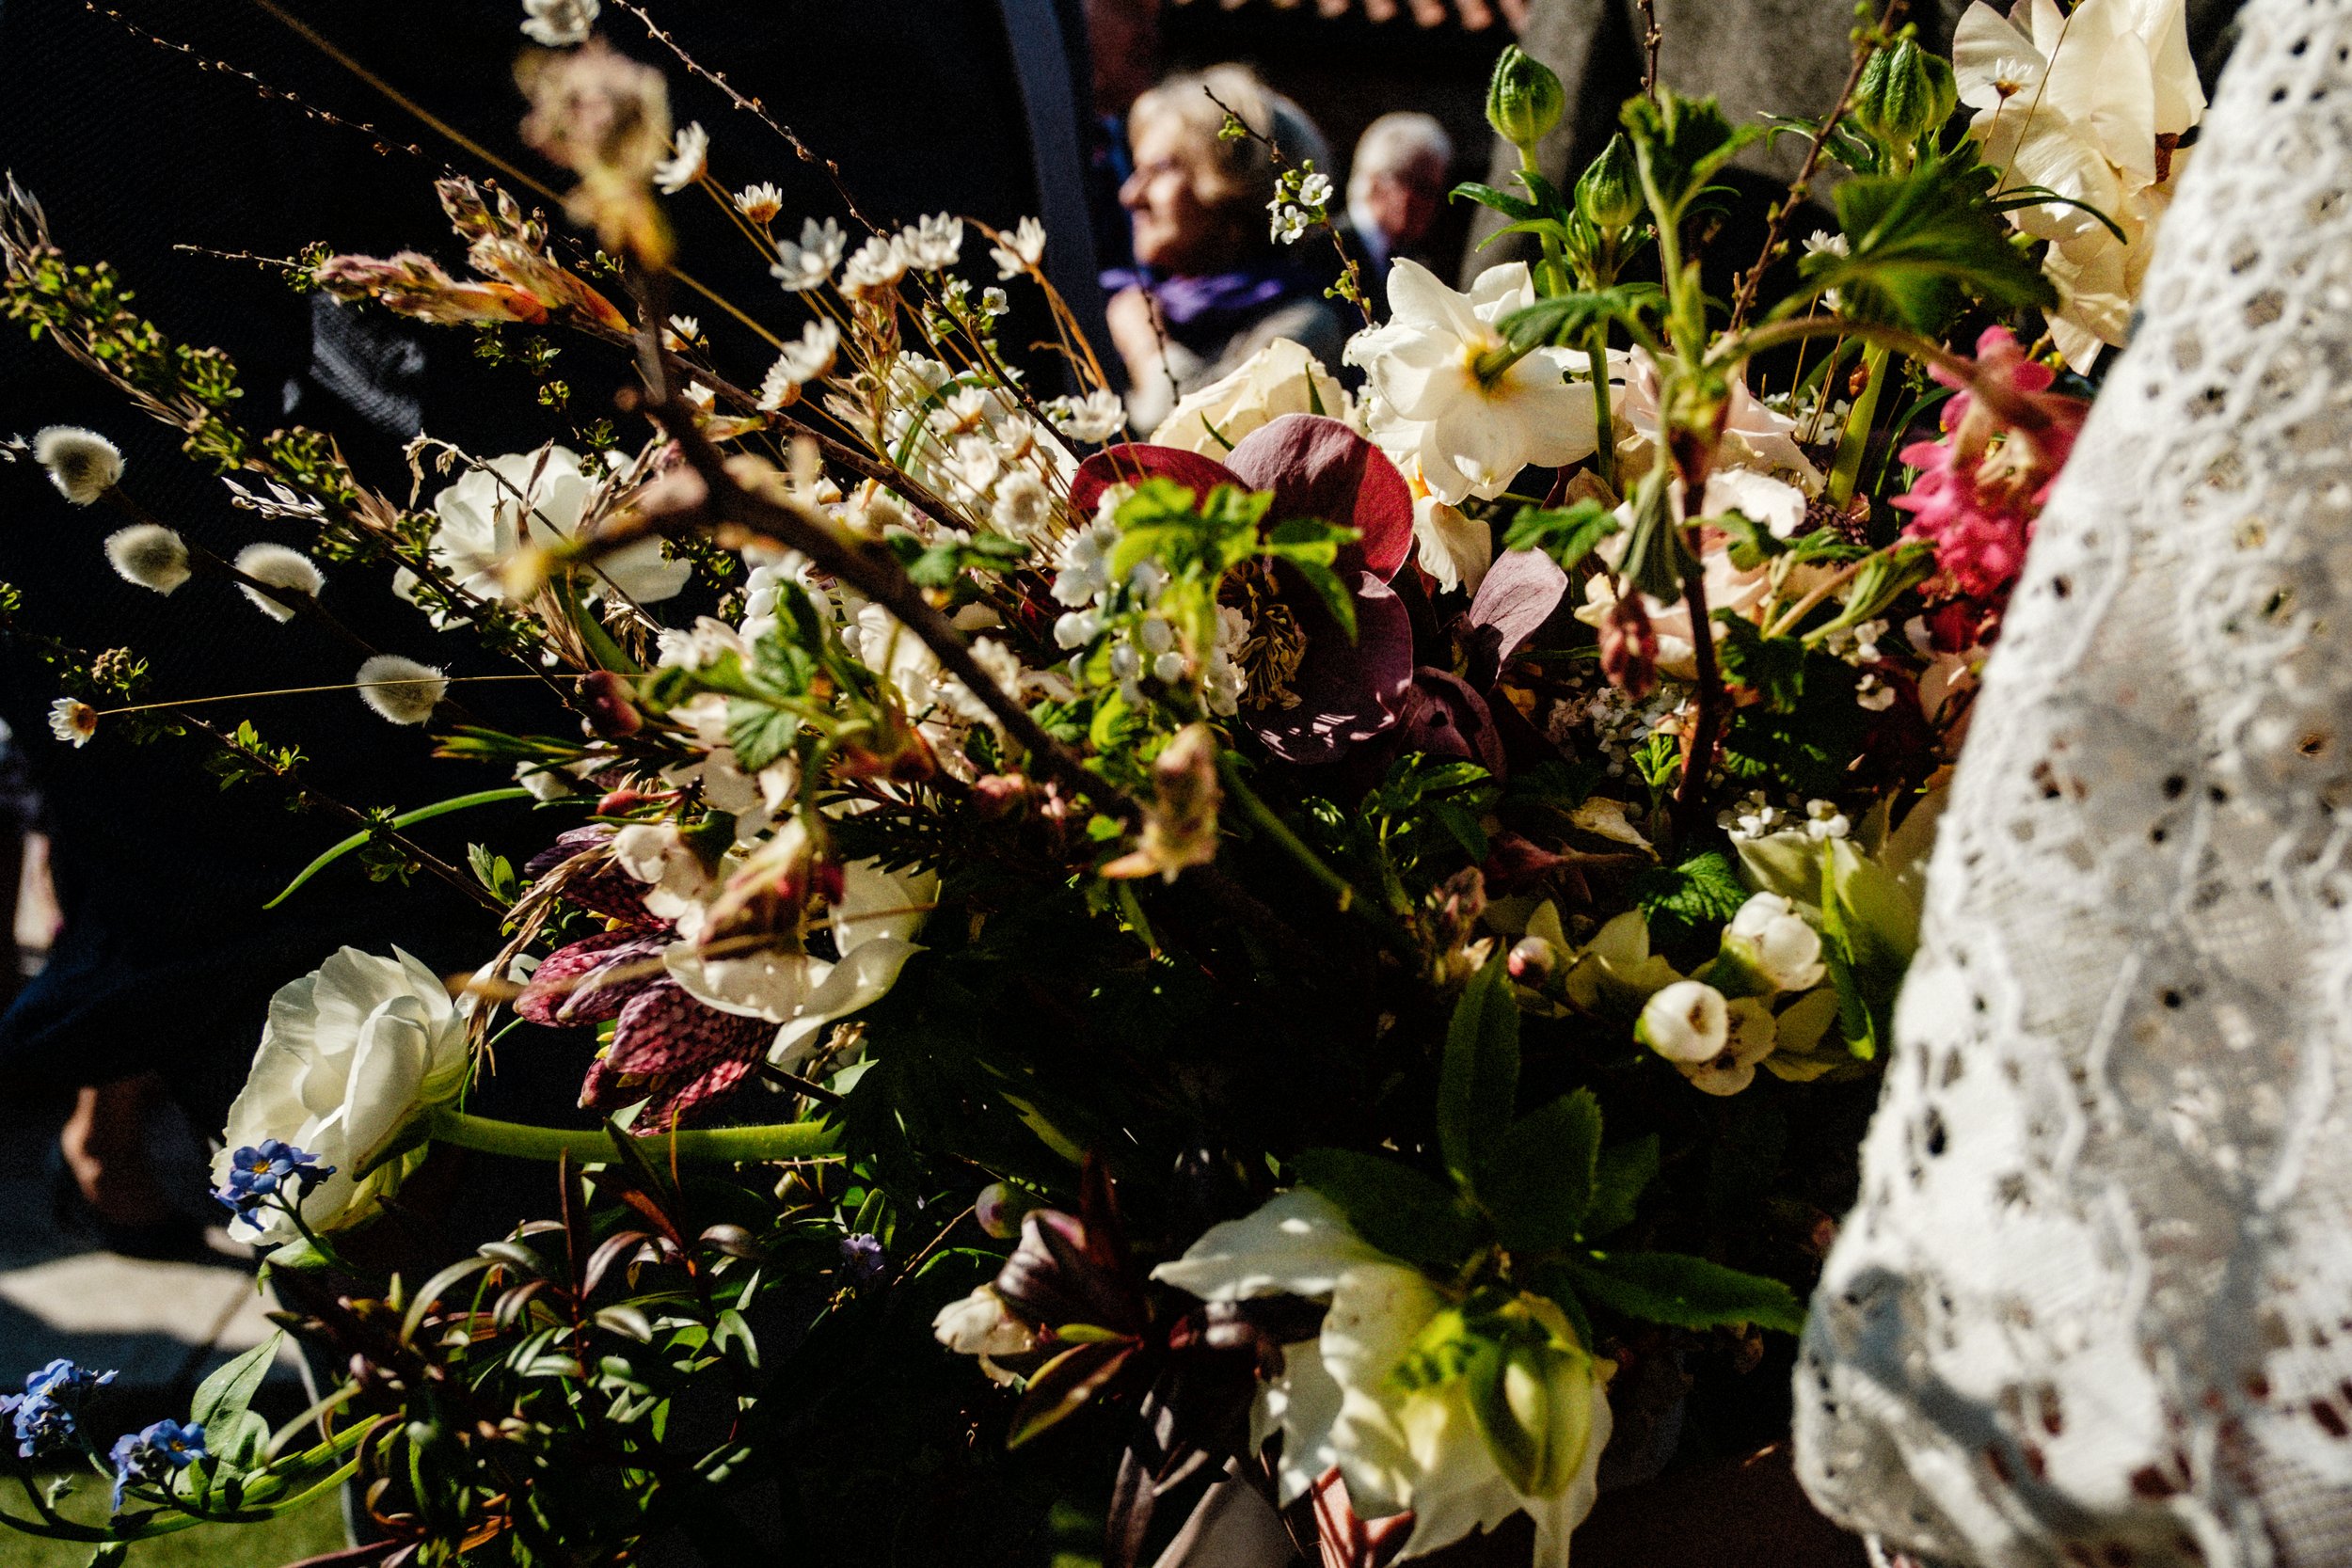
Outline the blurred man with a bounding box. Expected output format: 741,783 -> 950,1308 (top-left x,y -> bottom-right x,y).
1348,110 -> 1455,288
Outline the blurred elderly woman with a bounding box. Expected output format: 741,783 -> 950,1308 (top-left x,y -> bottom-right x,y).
1104,65 -> 1351,434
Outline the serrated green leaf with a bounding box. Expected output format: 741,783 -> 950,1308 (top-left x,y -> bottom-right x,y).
1294,1148 -> 1485,1272
1621,91 -> 1769,222
1479,1090 -> 1602,1254
1568,1251 -> 1805,1333
1581,1135 -> 1659,1239
1713,509 -> 1785,572
1712,616 -> 1808,711
1803,153 -> 2055,333
1631,850 -> 1749,948
1494,282 -> 1664,353
725,698 -> 800,772
1438,956 -> 1521,1187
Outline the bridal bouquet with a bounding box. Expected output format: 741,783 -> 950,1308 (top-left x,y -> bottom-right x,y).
0,0 -> 2196,1562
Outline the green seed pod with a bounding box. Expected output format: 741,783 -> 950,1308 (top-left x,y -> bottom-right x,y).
1575,133 -> 1645,232
1853,38 -> 1959,150
1487,45 -> 1566,152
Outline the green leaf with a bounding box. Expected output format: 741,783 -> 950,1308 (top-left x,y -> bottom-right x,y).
1502,499 -> 1619,572
1804,153 -> 2055,333
1265,515 -> 1359,568
1616,467 -> 1687,602
1712,616 -> 1808,711
1479,1090 -> 1602,1254
725,698 -> 800,772
1713,509 -> 1785,572
1438,956 -> 1520,1187
1008,1339 -> 1136,1448
191,1334 -> 281,1433
1294,1148 -> 1485,1272
1568,1251 -> 1805,1333
207,1407 -> 271,1472
1631,850 -> 1749,948
1581,1135 -> 1659,1239
1620,91 -> 1769,223
1494,282 -> 1664,352
1451,180 -> 1544,223
1283,557 -> 1359,642
263,787 -> 536,909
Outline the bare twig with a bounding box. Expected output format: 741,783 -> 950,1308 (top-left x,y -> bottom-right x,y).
1637,0 -> 1662,99
1200,87 -> 1375,329
1725,0 -> 1905,333
1670,559 -> 1724,848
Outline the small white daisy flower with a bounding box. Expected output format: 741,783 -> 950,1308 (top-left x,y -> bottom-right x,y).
771,217 -> 847,292
653,121 -> 709,195
733,182 -> 784,225
755,318 -> 841,411
48,697 -> 96,748
989,217 -> 1046,279
520,0 -> 598,46
991,469 -> 1053,544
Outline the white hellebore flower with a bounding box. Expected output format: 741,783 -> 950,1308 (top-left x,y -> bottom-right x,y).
233,542 -> 326,621
666,856 -> 938,1069
1154,1190 -> 1612,1567
520,0 -> 598,46
652,120 -> 708,194
103,524 -> 191,595
1344,260 -> 1602,506
212,946 -> 470,1246
931,1285 -> 1037,1384
356,655 -> 448,726
32,426 -> 123,505
1724,892 -> 1827,992
1149,338 -> 1351,457
401,448 -> 687,624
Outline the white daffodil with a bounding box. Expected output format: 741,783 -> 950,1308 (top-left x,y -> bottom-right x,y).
213,947 -> 470,1246
1155,1191 -> 1612,1566
399,448 -> 688,624
1149,338 -> 1352,457
1344,260 -> 1604,506
1955,0 -> 2204,369
664,856 -> 937,1069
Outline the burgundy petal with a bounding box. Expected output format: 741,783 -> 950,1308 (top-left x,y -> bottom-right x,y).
516,927 -> 668,1026
1392,668 -> 1506,775
1068,443 -> 1241,523
634,1056 -> 759,1134
523,825 -> 652,923
1246,570 -> 1413,766
1225,415 -> 1414,582
1464,547 -> 1574,689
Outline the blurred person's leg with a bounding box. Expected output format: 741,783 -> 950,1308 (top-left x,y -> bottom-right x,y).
56,1073 -> 175,1229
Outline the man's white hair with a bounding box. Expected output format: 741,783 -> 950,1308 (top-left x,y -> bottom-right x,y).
1347,112 -> 1454,207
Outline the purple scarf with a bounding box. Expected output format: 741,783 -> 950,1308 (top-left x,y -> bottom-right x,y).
1101,262 -> 1320,356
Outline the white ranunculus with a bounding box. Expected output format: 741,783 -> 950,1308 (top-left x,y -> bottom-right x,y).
666,857 -> 937,1068
212,947 -> 469,1246
1149,338 -> 1352,457
1725,892 -> 1828,992
1345,261 -> 1607,506
1154,1191 -> 1611,1566
398,448 -> 688,625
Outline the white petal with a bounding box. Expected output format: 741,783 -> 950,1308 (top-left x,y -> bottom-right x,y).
1152,1189 -> 1391,1301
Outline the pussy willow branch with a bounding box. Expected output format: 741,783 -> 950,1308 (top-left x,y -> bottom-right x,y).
1725,0 -> 1903,333
624,270 -> 1142,827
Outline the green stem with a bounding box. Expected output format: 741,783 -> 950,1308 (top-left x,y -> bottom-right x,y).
1518,148 -> 1570,298
427,1107 -> 836,1164
1216,752 -> 1359,914
1825,344 -> 1890,506
1585,320 -> 1617,493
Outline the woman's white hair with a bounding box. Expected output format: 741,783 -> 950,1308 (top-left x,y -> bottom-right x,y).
1129,64 -> 1331,212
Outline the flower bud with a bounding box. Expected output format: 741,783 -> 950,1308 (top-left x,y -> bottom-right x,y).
577,670 -> 642,737
1507,935 -> 1558,987
1486,45 -> 1565,152
103,524 -> 191,595
1852,37 -> 1958,150
1598,595 -> 1658,700
973,772 -> 1032,819
1723,892 -> 1828,991
1574,134 -> 1644,232
975,1181 -> 1030,1240
1637,979 -> 1729,1063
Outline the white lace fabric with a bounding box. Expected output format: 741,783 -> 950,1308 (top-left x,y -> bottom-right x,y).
1793,3 -> 2352,1563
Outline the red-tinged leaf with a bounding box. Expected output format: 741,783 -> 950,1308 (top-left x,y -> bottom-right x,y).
1007,1338 -> 1138,1449
614,1186 -> 687,1246
1226,414 -> 1414,581
1069,444 -> 1241,522
583,1229 -> 654,1297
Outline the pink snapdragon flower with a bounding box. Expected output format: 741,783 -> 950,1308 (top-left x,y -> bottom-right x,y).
1892,327 -> 2089,602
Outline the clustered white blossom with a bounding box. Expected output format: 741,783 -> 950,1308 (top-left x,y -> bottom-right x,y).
1040,389 -> 1125,445
771,217 -> 847,293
